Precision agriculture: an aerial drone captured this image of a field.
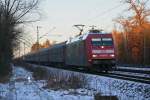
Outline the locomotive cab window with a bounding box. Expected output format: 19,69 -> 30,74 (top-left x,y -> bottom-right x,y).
91,38 -> 102,46
102,38 -> 113,46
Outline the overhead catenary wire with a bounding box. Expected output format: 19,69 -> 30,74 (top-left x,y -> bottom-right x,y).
77,3 -> 125,33
85,3 -> 124,24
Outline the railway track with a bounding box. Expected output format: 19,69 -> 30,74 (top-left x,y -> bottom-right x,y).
116,68 -> 150,74
60,66 -> 150,84
26,63 -> 150,84
83,70 -> 150,84
105,72 -> 150,84
48,66 -> 150,84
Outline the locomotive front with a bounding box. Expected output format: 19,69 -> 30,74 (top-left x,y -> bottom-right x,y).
86,30 -> 116,71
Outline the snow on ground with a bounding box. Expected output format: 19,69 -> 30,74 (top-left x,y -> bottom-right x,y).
42,66 -> 150,100
0,66 -> 94,100
88,74 -> 150,100
0,65 -> 150,100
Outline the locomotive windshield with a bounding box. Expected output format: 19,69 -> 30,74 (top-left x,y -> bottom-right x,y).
91,38 -> 102,46
102,38 -> 113,46
91,38 -> 113,46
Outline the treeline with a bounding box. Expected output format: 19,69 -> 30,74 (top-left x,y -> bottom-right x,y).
0,0 -> 39,77
113,0 -> 150,65
31,40 -> 57,52
113,25 -> 150,65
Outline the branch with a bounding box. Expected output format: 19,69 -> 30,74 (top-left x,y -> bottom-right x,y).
8,0 -> 18,14
15,19 -> 40,24
11,0 -> 21,16
16,0 -> 38,22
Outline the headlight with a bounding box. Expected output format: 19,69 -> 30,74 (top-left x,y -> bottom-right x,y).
92,55 -> 97,57
101,46 -> 104,49
110,54 -> 115,57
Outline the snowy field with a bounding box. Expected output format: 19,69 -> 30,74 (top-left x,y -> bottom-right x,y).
0,65 -> 150,100
0,66 -> 95,100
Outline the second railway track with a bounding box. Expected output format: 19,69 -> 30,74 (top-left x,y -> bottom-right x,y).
106,72 -> 150,84
85,70 -> 150,84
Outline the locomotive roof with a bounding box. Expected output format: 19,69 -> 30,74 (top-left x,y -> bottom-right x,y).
66,30 -> 111,44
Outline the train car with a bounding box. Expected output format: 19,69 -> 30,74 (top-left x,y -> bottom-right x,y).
48,42 -> 66,65
24,48 -> 49,64
65,29 -> 116,71
24,42 -> 66,66
38,48 -> 49,64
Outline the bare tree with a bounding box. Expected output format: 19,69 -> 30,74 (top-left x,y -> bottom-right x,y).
125,0 -> 150,27
0,0 -> 40,77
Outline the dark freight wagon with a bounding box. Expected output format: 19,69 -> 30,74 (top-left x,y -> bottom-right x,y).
48,43 -> 66,65
65,39 -> 89,67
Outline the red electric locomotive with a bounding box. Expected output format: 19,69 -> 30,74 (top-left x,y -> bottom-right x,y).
65,29 -> 116,71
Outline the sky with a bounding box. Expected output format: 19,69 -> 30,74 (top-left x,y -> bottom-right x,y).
24,0 -> 150,44
23,0 -> 124,43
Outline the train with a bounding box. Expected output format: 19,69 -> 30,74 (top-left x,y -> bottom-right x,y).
24,29 -> 116,72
